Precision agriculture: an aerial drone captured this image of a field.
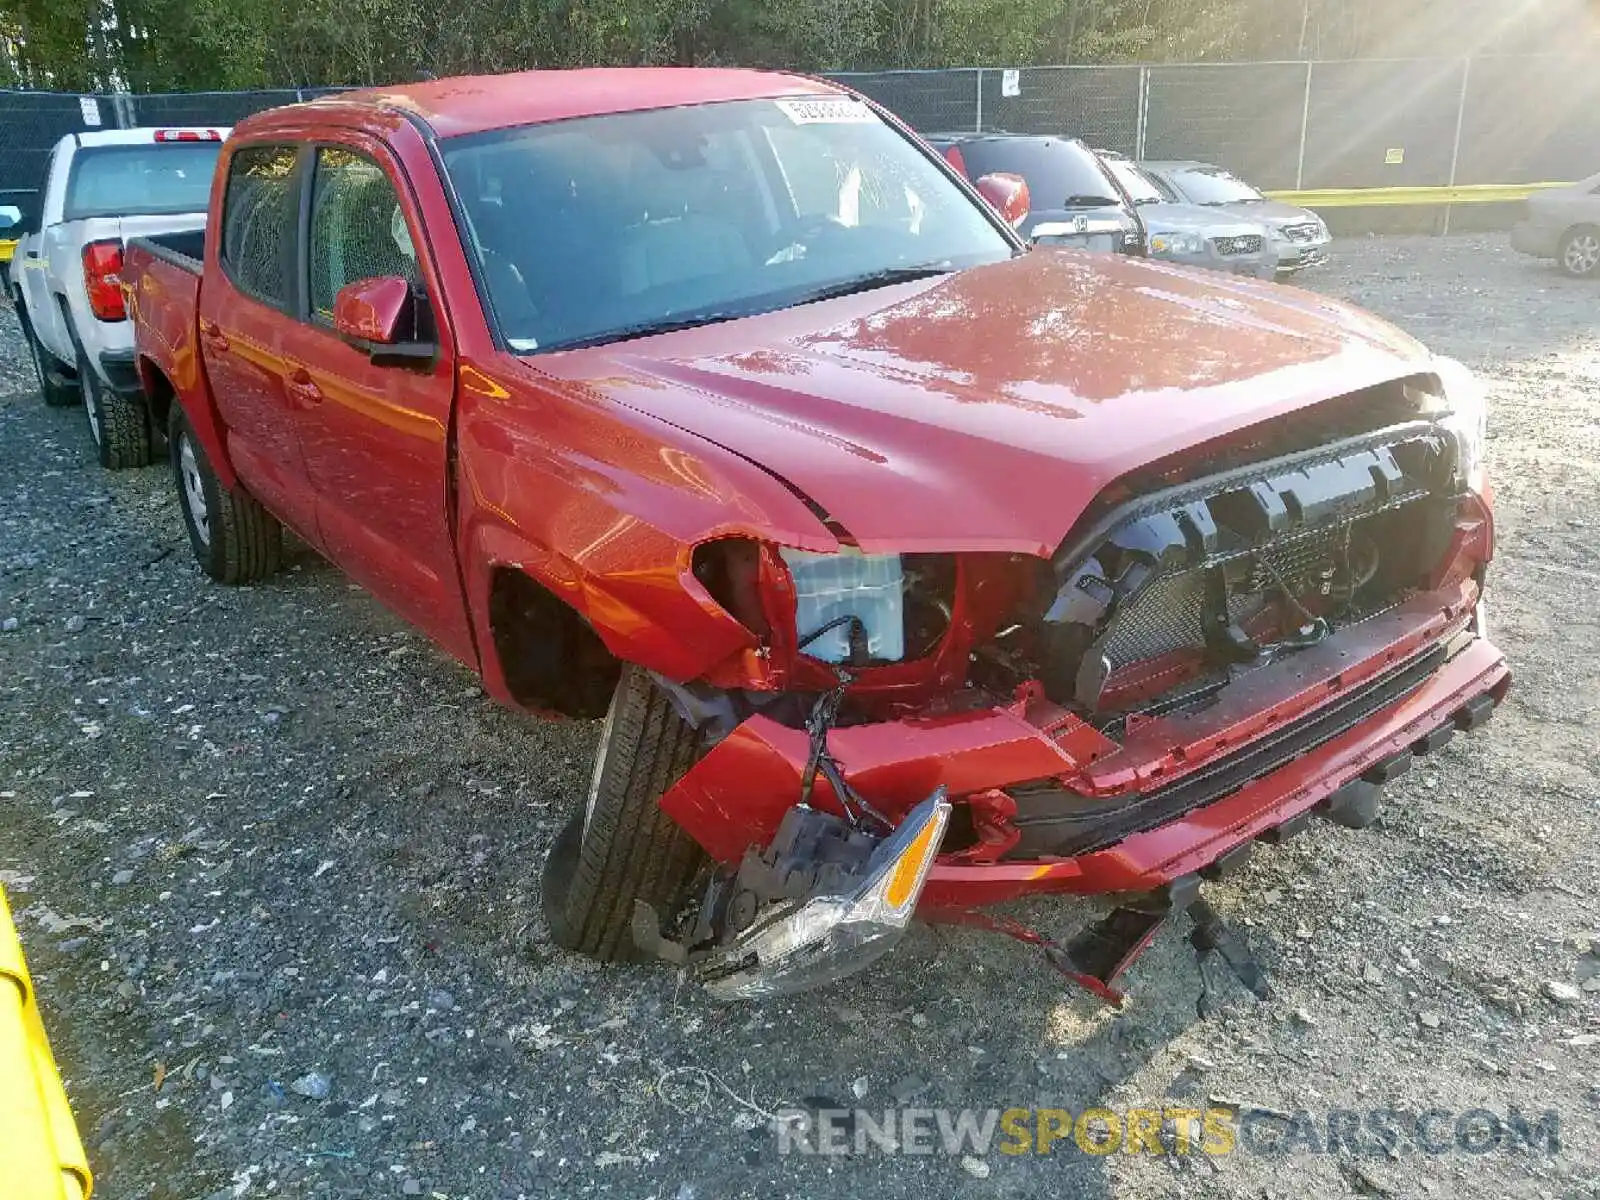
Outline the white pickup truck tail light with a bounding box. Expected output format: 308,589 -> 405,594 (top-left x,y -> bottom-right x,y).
82,240 -> 126,322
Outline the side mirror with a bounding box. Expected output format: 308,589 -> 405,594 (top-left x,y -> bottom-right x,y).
332,275 -> 435,366
0,205 -> 22,232
973,172 -> 1031,229
333,275 -> 412,345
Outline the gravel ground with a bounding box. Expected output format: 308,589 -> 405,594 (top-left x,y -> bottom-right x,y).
2,234 -> 1598,1200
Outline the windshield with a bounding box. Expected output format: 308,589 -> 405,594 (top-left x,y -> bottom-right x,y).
441,97 -> 1014,353
1171,167 -> 1265,205
953,138 -> 1123,210
64,143 -> 221,220
1103,158 -> 1166,205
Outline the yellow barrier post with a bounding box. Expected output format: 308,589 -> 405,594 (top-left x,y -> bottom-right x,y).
0,888 -> 94,1200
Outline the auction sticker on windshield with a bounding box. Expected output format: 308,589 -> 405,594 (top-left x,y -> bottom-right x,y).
776,97 -> 875,124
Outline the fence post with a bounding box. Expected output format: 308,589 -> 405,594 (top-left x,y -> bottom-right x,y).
974,68 -> 983,132
1441,57 -> 1472,236
1294,60 -> 1313,190
1134,66 -> 1150,159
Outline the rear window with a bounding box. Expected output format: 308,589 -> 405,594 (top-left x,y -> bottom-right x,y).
954,139 -> 1123,210
63,143 -> 221,221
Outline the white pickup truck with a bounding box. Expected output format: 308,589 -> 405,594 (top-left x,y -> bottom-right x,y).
6,127 -> 227,468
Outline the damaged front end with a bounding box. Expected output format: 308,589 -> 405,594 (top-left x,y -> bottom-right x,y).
642,367 -> 1507,1002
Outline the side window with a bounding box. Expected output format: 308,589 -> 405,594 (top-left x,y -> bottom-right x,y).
220,144 -> 299,308
308,147 -> 421,321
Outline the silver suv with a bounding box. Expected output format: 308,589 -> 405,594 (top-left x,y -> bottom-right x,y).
1510,171 -> 1600,278
1141,160 -> 1332,276
1098,154 -> 1277,279
6,127 -> 227,468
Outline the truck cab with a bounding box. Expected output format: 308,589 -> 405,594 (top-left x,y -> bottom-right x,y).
8,127 -> 227,468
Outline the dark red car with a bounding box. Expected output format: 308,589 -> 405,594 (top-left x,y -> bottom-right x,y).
123,68 -> 1506,1002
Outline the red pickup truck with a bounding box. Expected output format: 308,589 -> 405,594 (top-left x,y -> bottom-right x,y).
124,69 -> 1508,1003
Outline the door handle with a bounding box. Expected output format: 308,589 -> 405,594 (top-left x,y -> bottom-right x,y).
200,321 -> 230,353
285,367 -> 323,406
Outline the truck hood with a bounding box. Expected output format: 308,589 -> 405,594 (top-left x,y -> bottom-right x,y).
534,250 -> 1431,556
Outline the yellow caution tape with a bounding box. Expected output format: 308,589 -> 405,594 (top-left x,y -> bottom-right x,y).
1264,182 -> 1573,207
0,887 -> 94,1200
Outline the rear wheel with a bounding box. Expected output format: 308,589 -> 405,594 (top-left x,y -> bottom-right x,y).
542,664 -> 709,960
19,308 -> 79,408
170,408 -> 283,583
78,348 -> 152,469
1558,226 -> 1600,279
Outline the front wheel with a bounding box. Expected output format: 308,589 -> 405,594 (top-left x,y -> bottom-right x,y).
1558,226 -> 1600,279
170,408 -> 283,584
542,664 -> 709,960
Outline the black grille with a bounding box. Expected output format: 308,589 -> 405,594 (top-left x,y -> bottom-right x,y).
1008,642 -> 1448,857
1212,234 -> 1265,256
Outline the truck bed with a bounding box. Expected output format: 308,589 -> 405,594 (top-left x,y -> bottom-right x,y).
128,229 -> 205,274
124,235 -> 206,439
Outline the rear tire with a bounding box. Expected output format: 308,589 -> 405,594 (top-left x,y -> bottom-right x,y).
19,307 -> 79,408
542,664 -> 709,960
170,408 -> 283,584
1558,226 -> 1600,279
78,348 -> 152,469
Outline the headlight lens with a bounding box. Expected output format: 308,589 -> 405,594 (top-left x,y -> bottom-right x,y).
781,548 -> 905,663
1419,356 -> 1488,492
1149,231 -> 1203,255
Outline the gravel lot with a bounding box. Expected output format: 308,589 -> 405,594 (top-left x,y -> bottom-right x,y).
2,234 -> 1598,1200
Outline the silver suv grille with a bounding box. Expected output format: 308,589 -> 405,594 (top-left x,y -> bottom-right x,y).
1212,234 -> 1265,256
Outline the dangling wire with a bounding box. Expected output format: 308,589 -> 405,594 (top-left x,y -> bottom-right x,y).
795,615 -> 892,832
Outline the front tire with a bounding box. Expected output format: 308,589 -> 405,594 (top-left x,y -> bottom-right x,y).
1558,226 -> 1600,279
170,408 -> 283,584
542,664 -> 709,960
78,348 -> 151,469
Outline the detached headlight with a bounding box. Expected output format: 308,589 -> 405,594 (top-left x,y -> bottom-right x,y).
701,790 -> 951,1000
1418,356 -> 1488,493
1149,232 -> 1203,256
781,548 -> 905,663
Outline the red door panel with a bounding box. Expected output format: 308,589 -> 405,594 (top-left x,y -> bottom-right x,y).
282,140 -> 474,665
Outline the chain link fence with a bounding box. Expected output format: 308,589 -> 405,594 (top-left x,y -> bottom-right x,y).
4,59 -> 1597,234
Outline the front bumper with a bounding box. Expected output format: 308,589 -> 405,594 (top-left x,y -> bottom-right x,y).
1273,238 -> 1331,271
1152,246 -> 1277,279
661,582 -> 1508,917
1509,220 -> 1559,258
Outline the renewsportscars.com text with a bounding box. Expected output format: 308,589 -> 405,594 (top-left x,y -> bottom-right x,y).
775,1105 -> 1562,1158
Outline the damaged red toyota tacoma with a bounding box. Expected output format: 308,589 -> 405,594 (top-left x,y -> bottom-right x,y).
122,68 -> 1507,1002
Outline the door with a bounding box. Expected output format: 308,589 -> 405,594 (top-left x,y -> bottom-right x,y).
198,141 -> 322,545
278,140 -> 475,664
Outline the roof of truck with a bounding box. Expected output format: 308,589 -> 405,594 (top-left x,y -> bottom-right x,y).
307,68 -> 844,139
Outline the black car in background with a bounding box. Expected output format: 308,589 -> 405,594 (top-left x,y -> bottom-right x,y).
926,132 -> 1146,257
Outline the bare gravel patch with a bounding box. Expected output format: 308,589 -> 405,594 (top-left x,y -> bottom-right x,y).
2,234 -> 1597,1200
